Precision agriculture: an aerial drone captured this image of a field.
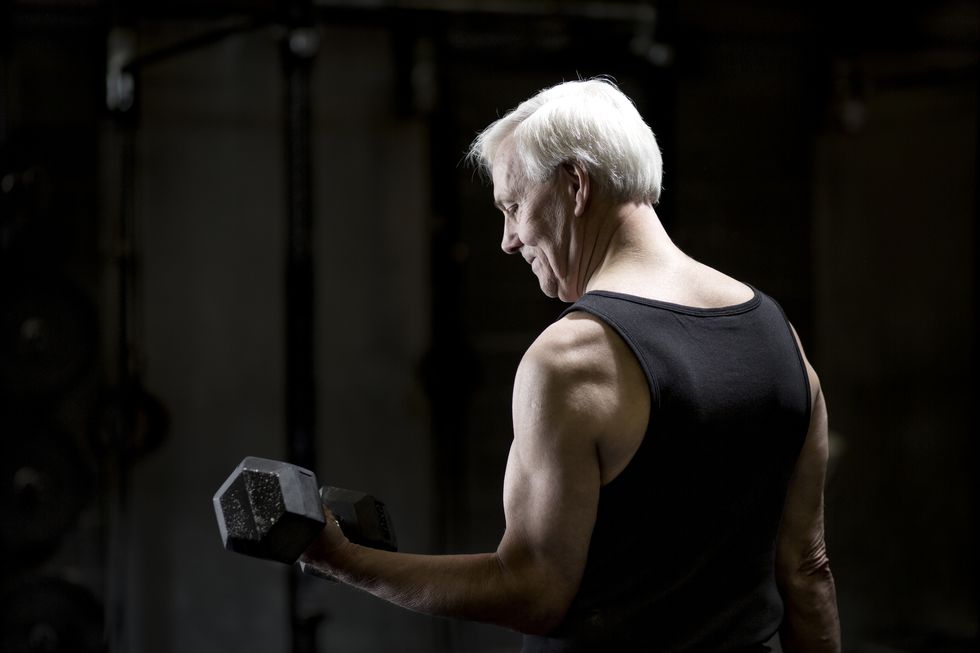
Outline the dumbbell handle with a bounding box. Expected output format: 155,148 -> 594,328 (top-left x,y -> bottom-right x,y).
321,486 -> 397,552
298,486 -> 398,582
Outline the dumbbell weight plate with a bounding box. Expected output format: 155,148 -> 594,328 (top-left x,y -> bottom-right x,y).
213,457 -> 324,564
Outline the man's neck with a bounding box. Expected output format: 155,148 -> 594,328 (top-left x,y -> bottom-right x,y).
576,202 -> 755,310
579,201 -> 682,296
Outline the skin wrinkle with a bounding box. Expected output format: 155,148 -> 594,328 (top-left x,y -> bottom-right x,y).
573,168 -> 616,301
564,175 -> 589,301
576,199 -> 637,301
575,184 -> 597,301
496,140 -> 575,299
555,160 -> 620,302
796,537 -> 832,579
558,174 -> 582,301
497,146 -> 621,302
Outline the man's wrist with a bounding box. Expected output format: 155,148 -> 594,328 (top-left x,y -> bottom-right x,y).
300,537 -> 358,579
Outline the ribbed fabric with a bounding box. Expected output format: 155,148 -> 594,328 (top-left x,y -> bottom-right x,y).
522,287 -> 810,653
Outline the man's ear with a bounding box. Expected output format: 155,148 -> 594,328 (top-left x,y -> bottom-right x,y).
560,161 -> 590,217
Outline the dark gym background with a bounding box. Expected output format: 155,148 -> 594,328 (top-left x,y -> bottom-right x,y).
1,1 -> 976,652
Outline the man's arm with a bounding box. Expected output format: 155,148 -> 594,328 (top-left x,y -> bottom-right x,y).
776,338 -> 841,653
299,316 -> 627,634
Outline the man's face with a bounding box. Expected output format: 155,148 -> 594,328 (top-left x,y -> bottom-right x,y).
490,139 -> 578,301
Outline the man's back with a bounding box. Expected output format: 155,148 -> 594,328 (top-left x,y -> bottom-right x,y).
521,288 -> 810,652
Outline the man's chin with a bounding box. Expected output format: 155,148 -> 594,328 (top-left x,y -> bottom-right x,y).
538,278 -> 577,303
536,276 -> 558,299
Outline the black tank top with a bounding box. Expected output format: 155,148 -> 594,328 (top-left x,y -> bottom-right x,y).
522,287 -> 810,653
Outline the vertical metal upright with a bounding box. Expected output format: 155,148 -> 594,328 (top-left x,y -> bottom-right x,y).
280,0 -> 321,650
106,25 -> 139,653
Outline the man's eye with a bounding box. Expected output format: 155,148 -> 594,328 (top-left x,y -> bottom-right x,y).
506,205 -> 518,216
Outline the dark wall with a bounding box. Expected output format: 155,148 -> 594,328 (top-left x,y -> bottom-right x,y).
1,7 -> 108,651
1,1 -> 977,652
813,67 -> 977,646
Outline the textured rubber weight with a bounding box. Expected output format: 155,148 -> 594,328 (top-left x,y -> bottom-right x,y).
213,457 -> 324,564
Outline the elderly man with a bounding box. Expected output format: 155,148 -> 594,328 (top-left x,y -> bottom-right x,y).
301,79 -> 840,653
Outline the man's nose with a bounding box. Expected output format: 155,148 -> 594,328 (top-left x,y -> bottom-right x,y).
501,221 -> 521,254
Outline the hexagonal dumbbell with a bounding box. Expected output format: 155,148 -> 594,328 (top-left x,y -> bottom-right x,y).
213,457 -> 397,565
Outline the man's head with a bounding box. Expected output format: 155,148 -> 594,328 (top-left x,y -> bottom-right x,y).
468,78 -> 663,206
468,79 -> 663,302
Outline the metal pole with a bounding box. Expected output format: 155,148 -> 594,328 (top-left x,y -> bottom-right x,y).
281,1 -> 322,650
283,5 -> 318,475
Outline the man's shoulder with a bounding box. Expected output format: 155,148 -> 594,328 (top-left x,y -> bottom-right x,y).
514,309 -> 650,461
516,311 -> 635,401
525,311 -> 619,370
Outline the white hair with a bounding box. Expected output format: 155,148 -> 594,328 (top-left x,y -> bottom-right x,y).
467,78 -> 663,204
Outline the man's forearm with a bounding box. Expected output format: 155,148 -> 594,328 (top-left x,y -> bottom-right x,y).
301,542 -> 561,635
779,567 -> 841,653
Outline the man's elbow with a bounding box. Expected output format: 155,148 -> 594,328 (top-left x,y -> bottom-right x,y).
491,553 -> 576,635
777,548 -> 841,653
780,551 -> 834,588
796,553 -> 833,582
498,578 -> 574,635
776,552 -> 836,613
510,601 -> 569,636
778,543 -> 836,594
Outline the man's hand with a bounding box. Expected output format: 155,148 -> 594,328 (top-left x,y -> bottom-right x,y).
299,507 -> 350,571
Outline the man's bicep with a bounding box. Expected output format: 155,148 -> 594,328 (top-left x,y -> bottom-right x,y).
496,347 -> 603,615
499,422 -> 601,568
